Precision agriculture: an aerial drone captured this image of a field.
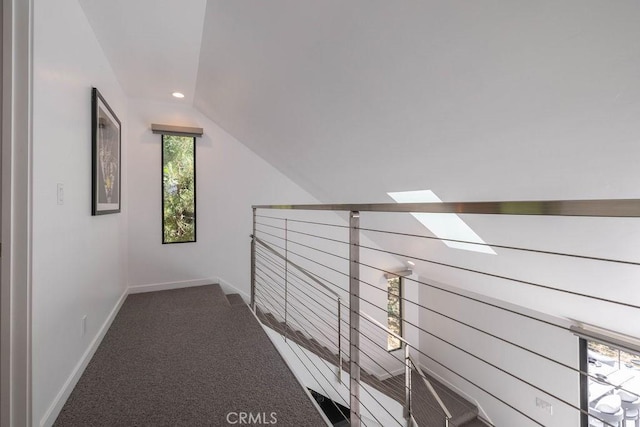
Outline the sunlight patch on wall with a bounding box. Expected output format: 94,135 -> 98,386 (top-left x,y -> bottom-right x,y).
387,190 -> 496,255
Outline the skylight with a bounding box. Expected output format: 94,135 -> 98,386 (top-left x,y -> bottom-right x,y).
387,190 -> 496,255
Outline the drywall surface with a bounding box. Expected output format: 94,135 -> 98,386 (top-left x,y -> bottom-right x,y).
126,99 -> 318,293
32,0 -> 128,425
418,279 -> 579,426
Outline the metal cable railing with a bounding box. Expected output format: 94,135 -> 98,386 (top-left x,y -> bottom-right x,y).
256,224 -> 640,410
254,235 -> 451,426
255,275 -> 409,427
251,199 -> 640,427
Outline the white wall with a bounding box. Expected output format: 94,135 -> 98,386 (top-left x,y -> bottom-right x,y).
32,0 -> 128,425
418,279 -> 580,427
126,99 -> 319,295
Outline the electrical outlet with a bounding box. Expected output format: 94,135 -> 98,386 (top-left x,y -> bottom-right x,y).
81,315 -> 87,337
57,183 -> 64,205
536,397 -> 553,415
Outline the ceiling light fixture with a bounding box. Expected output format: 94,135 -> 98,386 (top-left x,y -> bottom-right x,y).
172,92 -> 185,99
407,260 -> 415,266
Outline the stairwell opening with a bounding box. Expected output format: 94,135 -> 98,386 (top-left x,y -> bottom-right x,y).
308,388 -> 350,426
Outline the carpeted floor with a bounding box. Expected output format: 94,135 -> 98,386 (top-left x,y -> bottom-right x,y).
54,285 -> 326,426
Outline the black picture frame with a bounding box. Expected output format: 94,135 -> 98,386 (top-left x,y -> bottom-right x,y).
91,87 -> 121,215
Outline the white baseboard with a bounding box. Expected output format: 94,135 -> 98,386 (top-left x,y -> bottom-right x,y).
40,278 -> 248,427
128,278 -> 217,294
40,288 -> 129,427
215,276 -> 250,303
376,365 -> 405,381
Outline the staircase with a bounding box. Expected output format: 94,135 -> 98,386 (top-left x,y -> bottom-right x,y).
255,307 -> 489,427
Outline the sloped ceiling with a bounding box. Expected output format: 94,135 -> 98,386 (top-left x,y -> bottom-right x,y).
81,0 -> 640,203
194,0 -> 640,203
79,0 -> 207,102
77,0 -> 640,330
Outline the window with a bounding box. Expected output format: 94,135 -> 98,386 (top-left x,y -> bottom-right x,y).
387,277 -> 403,351
162,134 -> 196,243
582,339 -> 640,427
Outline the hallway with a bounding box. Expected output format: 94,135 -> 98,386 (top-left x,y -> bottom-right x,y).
54,285 -> 325,426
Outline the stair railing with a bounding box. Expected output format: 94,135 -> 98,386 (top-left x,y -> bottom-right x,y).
252,234 -> 344,383
360,311 -> 452,427
251,199 -> 640,427
409,355 -> 453,427
254,232 -> 444,426
251,208 -> 454,426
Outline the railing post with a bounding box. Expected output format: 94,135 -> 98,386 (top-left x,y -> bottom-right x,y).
284,218 -> 288,342
405,344 -> 411,425
349,211 -> 361,427
250,208 -> 256,313
338,298 -> 342,383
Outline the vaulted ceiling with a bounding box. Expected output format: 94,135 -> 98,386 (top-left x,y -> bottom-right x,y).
79,0 -> 640,204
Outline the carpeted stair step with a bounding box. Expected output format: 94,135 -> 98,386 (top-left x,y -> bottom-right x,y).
292,330 -> 309,343
458,416 -> 488,426
452,410 -> 480,426
308,339 -> 338,362
225,293 -> 246,306
408,370 -> 479,427
295,333 -> 326,357
255,308 -> 484,426
460,417 -> 491,426
264,313 -> 283,328
209,283 -> 230,305
290,331 -> 318,353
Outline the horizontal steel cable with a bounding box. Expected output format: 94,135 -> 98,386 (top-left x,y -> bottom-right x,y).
256,286 -> 404,427
256,214 -> 350,229
253,212 -> 626,426
356,243 -> 640,311
253,292 -> 351,424
255,271 -> 341,354
352,267 -> 639,399
255,246 -> 344,302
255,265 -> 414,400
355,226 -> 639,266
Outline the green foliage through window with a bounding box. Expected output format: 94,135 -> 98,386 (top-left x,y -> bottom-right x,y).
162,135 -> 196,243
387,277 -> 402,351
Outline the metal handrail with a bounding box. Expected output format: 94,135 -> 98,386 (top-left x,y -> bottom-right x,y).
360,311 -> 409,345
360,311 -> 453,425
253,198 -> 640,217
409,355 -> 453,423
254,236 -> 341,299
254,214 -> 455,426
251,200 -> 640,426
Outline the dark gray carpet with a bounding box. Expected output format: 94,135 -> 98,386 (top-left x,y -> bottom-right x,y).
54,285 -> 326,426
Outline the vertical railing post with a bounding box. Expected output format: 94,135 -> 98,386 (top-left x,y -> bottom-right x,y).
250,208 -> 256,313
284,218 -> 288,342
404,344 -> 411,425
349,211 -> 361,427
338,298 -> 342,383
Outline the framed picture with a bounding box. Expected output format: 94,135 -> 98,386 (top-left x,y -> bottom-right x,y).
92,87 -> 121,215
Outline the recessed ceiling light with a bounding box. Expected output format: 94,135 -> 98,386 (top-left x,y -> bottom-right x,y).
407,260 -> 415,266
172,92 -> 185,99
